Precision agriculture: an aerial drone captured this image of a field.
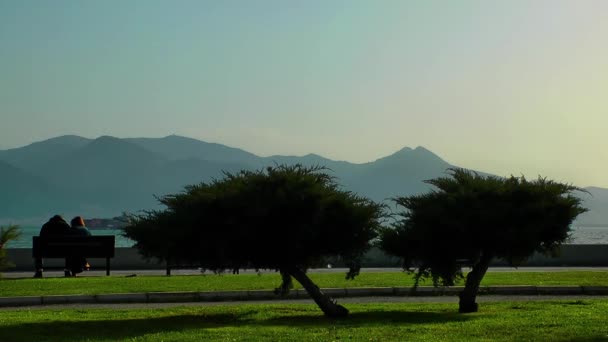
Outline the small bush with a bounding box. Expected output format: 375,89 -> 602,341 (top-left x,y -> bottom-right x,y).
0,225 -> 20,273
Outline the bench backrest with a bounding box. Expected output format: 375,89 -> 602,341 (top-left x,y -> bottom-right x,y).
33,236 -> 115,258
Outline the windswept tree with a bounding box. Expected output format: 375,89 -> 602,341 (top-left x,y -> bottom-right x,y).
124,165 -> 384,317
381,169 -> 586,313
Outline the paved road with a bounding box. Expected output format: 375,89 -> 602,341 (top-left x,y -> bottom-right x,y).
1,295 -> 606,311
4,267 -> 608,279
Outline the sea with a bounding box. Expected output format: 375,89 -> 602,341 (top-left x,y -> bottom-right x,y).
3,225 -> 608,248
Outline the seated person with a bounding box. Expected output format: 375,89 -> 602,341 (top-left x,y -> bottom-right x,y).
34,215 -> 71,278
66,216 -> 92,276
39,215 -> 71,236
70,216 -> 91,237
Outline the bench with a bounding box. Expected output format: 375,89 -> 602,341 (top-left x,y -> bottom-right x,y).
33,236 -> 115,276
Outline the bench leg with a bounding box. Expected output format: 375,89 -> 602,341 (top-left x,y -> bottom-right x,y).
166,266 -> 171,276
34,258 -> 43,278
106,258 -> 110,276
64,258 -> 71,277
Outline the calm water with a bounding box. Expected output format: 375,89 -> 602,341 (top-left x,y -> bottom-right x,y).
568,226 -> 608,244
4,225 -> 608,248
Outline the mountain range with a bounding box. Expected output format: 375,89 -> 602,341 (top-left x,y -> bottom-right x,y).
0,135 -> 605,226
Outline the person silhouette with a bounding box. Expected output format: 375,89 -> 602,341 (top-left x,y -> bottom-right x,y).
34,215 -> 71,278
66,216 -> 92,276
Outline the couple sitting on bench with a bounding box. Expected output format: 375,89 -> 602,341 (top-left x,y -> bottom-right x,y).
34,215 -> 92,278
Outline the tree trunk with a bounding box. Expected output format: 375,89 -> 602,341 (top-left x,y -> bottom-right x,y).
459,254 -> 492,313
274,270 -> 293,296
287,266 -> 349,318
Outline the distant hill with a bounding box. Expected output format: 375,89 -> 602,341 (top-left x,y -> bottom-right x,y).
0,134 -> 606,226
40,136 -> 169,214
126,135 -> 263,165
345,146 -> 452,202
0,161 -> 54,218
0,135 -> 90,172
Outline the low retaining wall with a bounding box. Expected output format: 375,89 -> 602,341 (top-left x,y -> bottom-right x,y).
5,244 -> 608,271
333,245 -> 608,268
497,244 -> 608,267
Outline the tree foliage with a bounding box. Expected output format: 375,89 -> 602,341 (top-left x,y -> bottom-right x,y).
380,168 -> 587,312
124,165 -> 384,317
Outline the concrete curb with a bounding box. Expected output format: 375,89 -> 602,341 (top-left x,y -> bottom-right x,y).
1,286 -> 607,307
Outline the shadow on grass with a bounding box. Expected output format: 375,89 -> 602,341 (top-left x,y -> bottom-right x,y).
0,309 -> 471,341
264,309 -> 469,327
0,313 -> 245,341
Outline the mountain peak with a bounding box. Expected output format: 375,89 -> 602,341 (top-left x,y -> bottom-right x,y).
375,146 -> 413,161
371,145 -> 450,168
395,146 -> 413,154
303,153 -> 325,159
94,135 -> 120,142
13,135 -> 89,150
412,145 -> 445,160
47,134 -> 87,141
86,136 -> 132,149
126,135 -> 261,164
162,134 -> 195,141
77,136 -> 166,163
414,146 -> 430,152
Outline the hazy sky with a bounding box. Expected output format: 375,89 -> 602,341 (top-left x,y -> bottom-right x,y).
1,1 -> 607,187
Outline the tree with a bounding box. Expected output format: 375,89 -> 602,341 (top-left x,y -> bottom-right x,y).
380,168 -> 586,313
124,165 -> 384,317
0,225 -> 21,273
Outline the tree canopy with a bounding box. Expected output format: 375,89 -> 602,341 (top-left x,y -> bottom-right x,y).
380,168 -> 587,313
124,165 -> 384,317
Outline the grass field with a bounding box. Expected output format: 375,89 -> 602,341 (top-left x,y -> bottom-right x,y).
1,271 -> 607,297
0,300 -> 606,341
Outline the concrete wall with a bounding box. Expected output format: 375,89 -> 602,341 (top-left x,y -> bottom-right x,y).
515,244 -> 608,266
5,244 -> 608,271
369,245 -> 608,267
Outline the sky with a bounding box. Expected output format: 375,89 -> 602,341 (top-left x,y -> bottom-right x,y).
1,0 -> 607,187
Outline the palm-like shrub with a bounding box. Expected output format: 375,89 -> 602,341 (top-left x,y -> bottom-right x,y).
0,225 -> 21,273
125,165 -> 384,317
381,168 -> 586,313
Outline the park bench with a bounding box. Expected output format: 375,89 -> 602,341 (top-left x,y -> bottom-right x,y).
32,236 -> 115,276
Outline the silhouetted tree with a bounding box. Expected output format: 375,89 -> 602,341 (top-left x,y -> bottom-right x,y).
380,168 -> 586,313
124,165 -> 384,317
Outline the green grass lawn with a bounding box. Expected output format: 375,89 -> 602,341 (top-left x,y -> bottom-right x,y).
1,271 -> 607,297
0,300 -> 606,341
